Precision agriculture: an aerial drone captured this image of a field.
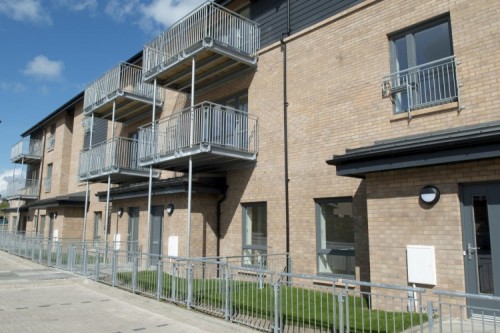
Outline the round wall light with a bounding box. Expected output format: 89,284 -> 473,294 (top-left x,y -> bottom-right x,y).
419,185 -> 440,205
166,203 -> 174,216
117,208 -> 124,218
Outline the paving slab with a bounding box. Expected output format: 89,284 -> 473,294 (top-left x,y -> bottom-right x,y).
0,251 -> 255,333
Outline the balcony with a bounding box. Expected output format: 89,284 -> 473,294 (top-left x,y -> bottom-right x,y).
78,137 -> 160,183
143,2 -> 260,92
11,138 -> 42,164
382,56 -> 459,115
5,178 -> 39,200
138,102 -> 258,171
83,62 -> 165,122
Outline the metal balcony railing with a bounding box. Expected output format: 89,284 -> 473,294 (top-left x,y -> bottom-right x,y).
78,137 -> 157,181
138,102 -> 258,165
382,56 -> 460,115
143,1 -> 260,81
83,62 -> 164,114
11,138 -> 42,162
6,178 -> 39,199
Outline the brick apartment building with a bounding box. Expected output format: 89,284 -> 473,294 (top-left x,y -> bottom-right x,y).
3,0 -> 499,309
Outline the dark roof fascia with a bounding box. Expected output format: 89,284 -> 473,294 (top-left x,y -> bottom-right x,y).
21,92 -> 84,137
3,205 -> 29,213
28,192 -> 87,209
96,177 -> 226,201
327,121 -> 500,177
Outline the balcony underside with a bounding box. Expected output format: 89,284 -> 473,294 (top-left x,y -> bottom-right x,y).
140,144 -> 256,172
79,167 -> 160,183
144,39 -> 257,92
11,155 -> 41,164
84,91 -> 162,122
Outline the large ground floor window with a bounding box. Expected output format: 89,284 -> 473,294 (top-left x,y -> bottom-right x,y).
316,197 -> 355,278
242,202 -> 267,266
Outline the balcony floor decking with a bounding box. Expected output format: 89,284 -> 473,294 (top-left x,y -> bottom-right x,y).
83,91 -> 163,122
140,143 -> 257,172
79,167 -> 160,184
11,154 -> 41,164
143,39 -> 257,92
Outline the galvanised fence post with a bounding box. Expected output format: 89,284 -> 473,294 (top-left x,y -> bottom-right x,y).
427,300 -> 434,333
83,245 -> 88,276
112,250 -> 118,287
338,289 -> 345,333
47,241 -> 52,267
344,285 -> 350,333
95,249 -> 100,282
187,263 -> 193,309
31,237 -> 35,261
68,246 -> 74,271
273,279 -> 281,333
132,255 -> 138,293
171,262 -> 177,302
38,242 -> 43,264
224,264 -> 230,321
56,242 -> 62,269
156,259 -> 163,300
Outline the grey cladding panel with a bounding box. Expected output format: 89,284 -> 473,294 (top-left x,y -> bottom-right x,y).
251,0 -> 363,47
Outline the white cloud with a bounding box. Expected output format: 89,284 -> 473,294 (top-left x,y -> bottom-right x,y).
0,0 -> 52,25
139,0 -> 205,30
53,0 -> 97,12
23,55 -> 64,80
1,81 -> 26,93
0,168 -> 22,198
105,0 -> 140,22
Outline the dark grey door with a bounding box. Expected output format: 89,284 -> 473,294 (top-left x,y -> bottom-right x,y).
127,207 -> 139,256
461,183 -> 500,313
150,206 -> 163,263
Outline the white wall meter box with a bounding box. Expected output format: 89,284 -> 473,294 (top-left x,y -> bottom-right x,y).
406,245 -> 437,285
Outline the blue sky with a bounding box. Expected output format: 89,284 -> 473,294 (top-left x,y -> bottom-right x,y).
0,0 -> 205,196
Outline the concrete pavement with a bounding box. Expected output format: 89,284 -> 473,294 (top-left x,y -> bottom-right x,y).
0,251 -> 255,333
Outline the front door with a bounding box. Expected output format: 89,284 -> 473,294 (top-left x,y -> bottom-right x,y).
149,206 -> 163,264
461,183 -> 500,313
127,207 -> 139,256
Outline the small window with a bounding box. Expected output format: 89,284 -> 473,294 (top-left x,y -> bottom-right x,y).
385,16 -> 458,113
47,124 -> 56,150
242,202 -> 267,266
94,212 -> 102,241
44,163 -> 53,193
316,198 -> 355,277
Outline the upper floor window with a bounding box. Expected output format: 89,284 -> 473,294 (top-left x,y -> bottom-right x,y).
385,17 -> 458,113
47,124 -> 56,150
44,163 -> 53,193
316,197 -> 355,278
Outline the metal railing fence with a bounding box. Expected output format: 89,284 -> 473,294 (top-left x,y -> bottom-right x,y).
383,56 -> 459,115
5,178 -> 39,199
78,137 -> 157,180
138,102 -> 258,162
83,62 -> 164,114
11,138 -> 42,161
1,231 -> 500,333
143,1 -> 260,80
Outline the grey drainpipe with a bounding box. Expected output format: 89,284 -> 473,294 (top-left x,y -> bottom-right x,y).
216,188 -> 227,258
280,0 -> 291,273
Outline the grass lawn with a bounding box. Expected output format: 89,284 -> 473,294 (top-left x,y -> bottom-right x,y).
116,270 -> 427,332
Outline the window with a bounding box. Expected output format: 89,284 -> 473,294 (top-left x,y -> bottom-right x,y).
316,198 -> 355,277
386,17 -> 457,113
94,212 -> 102,241
39,215 -> 46,236
242,202 -> 267,265
47,124 -> 56,150
210,91 -> 249,149
44,163 -> 53,192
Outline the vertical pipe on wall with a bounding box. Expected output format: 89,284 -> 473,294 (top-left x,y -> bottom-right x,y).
104,102 -> 116,246
281,0 -> 292,273
187,57 -> 195,258
147,78 -> 157,254
82,114 -> 94,242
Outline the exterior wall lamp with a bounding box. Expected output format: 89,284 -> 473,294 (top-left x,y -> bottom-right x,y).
419,185 -> 440,205
51,212 -> 57,219
117,208 -> 124,217
166,204 -> 174,216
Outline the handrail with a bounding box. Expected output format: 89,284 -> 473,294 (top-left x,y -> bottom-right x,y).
78,136 -> 152,178
143,1 -> 260,79
83,62 -> 164,113
138,102 -> 258,161
11,138 -> 43,161
5,178 -> 40,198
382,56 -> 459,114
